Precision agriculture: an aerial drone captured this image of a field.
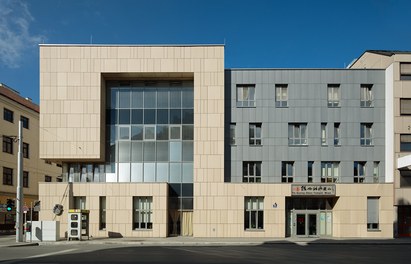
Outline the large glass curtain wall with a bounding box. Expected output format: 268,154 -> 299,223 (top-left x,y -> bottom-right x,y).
62,80 -> 194,184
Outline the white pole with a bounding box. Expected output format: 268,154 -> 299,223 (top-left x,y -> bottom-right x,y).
30,202 -> 32,242
16,121 -> 24,242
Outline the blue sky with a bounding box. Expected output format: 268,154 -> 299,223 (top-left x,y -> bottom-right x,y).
0,0 -> 410,104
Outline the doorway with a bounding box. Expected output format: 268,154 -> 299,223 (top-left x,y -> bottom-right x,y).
292,210 -> 332,237
398,206 -> 411,237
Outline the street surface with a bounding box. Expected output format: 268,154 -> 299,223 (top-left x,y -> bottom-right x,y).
1,243 -> 409,264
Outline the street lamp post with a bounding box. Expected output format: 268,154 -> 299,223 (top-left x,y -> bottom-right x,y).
16,121 -> 24,242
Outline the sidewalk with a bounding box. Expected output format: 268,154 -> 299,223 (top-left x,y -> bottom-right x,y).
1,234 -> 411,248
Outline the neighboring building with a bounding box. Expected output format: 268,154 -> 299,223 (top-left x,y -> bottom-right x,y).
38,45 -> 393,239
350,50 -> 411,237
0,83 -> 62,231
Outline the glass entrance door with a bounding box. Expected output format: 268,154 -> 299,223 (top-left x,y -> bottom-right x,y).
296,214 -> 306,235
293,210 -> 326,237
308,214 -> 317,236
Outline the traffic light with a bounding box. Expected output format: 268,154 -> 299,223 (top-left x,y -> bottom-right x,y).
6,199 -> 14,212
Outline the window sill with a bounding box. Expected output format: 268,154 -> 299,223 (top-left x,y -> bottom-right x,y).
245,229 -> 265,232
249,145 -> 263,147
132,229 -> 153,231
361,145 -> 374,147
367,229 -> 381,232
289,144 -> 308,147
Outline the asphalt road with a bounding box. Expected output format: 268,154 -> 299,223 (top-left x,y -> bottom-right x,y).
1,243 -> 409,264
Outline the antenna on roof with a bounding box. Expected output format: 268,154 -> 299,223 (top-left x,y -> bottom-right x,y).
90,35 -> 93,44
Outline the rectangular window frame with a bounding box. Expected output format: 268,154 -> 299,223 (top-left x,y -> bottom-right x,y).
327,84 -> 340,107
400,98 -> 411,115
100,196 -> 106,230
244,196 -> 264,230
44,175 -> 52,182
3,167 -> 13,186
281,161 -> 294,183
3,108 -> 14,123
367,197 -> 379,231
23,142 -> 29,159
321,162 -> 339,183
20,116 -> 29,129
400,62 -> 411,80
354,161 -> 366,183
400,134 -> 411,152
230,123 -> 236,145
288,123 -> 307,146
360,84 -> 373,107
360,123 -> 373,146
23,171 -> 29,188
275,84 -> 288,107
243,161 -> 262,183
321,123 -> 327,146
334,123 -> 340,146
249,123 -> 262,146
133,196 -> 153,230
308,161 -> 314,183
3,136 -> 13,154
236,84 -> 256,108
373,162 -> 380,183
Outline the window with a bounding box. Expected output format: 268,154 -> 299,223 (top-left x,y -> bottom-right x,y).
334,123 -> 340,146
308,161 -> 314,183
288,123 -> 307,145
321,123 -> 327,145
249,123 -> 262,146
20,116 -> 29,129
230,123 -> 236,145
281,161 -> 294,183
243,161 -> 261,183
100,197 -> 106,230
23,143 -> 29,158
236,85 -> 255,107
244,197 -> 264,230
367,197 -> 379,230
360,84 -> 373,107
354,161 -> 366,183
3,136 -> 13,154
3,167 -> 13,186
400,99 -> 411,115
44,176 -> 52,182
373,162 -> 380,183
23,171 -> 29,188
275,84 -> 288,107
3,108 -> 13,123
400,62 -> 411,80
327,84 -> 340,107
133,196 -> 152,230
360,123 -> 373,146
321,162 -> 339,183
73,196 -> 86,210
400,134 -> 411,152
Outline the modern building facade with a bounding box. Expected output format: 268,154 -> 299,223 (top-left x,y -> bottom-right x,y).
38,45 -> 394,239
1,83 -> 62,231
350,51 -> 411,237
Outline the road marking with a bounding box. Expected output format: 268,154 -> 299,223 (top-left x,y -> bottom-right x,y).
25,248 -> 78,259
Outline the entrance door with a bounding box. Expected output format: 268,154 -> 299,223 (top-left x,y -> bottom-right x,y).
296,214 -> 306,235
293,211 -> 323,237
398,206 -> 411,237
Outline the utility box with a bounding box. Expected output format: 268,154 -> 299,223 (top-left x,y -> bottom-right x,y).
67,209 -> 89,241
25,221 -> 60,242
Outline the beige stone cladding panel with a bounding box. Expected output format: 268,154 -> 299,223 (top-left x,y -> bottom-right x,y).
193,183 -> 290,238
39,183 -> 168,238
40,45 -> 225,163
349,52 -> 393,69
333,184 -> 393,238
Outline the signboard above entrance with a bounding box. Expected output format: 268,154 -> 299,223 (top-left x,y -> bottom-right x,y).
291,184 -> 336,196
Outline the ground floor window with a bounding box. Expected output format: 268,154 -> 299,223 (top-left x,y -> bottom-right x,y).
244,196 -> 264,230
99,196 -> 106,230
133,196 -> 152,230
367,197 -> 379,230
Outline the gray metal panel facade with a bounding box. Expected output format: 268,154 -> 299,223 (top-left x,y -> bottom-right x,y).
225,69 -> 386,183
